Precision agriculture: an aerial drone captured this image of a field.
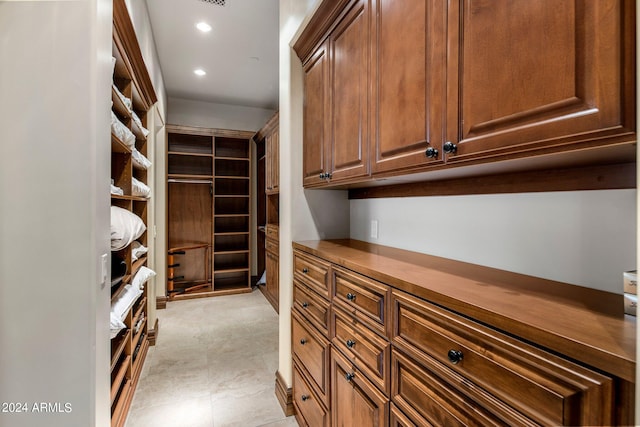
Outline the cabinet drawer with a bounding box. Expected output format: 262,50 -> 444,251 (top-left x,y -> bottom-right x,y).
390,403 -> 417,427
332,265 -> 390,337
392,290 -> 614,426
293,363 -> 330,427
265,224 -> 279,240
292,309 -> 331,407
265,237 -> 278,254
294,279 -> 330,337
392,349 -> 525,427
332,306 -> 390,394
294,250 -> 331,298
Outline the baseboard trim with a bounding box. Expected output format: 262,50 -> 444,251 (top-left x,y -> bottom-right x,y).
275,370 -> 295,417
147,318 -> 159,346
156,295 -> 168,310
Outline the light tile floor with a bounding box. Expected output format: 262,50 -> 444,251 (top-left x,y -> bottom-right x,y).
125,289 -> 298,427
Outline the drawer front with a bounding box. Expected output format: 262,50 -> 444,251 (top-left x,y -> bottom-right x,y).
292,310 -> 331,406
266,224 -> 279,240
293,363 -> 330,427
294,280 -> 330,337
392,349 -> 520,427
391,403 -> 419,427
332,265 -> 390,337
332,307 -> 390,394
294,250 -> 331,298
265,237 -> 279,254
392,290 -> 614,426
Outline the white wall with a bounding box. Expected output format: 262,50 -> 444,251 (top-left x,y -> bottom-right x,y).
277,0 -> 350,389
168,97 -> 275,132
126,0 -> 168,120
0,2 -> 112,426
351,190 -> 636,293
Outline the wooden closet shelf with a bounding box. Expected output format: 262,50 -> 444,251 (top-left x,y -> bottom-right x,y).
130,120 -> 147,141
111,194 -> 148,202
131,256 -> 148,277
214,267 -> 249,274
111,134 -> 132,154
215,156 -> 250,162
215,231 -> 250,236
214,250 -> 249,255
111,87 -> 132,119
110,329 -> 130,372
168,151 -> 213,158
110,355 -> 131,405
214,175 -> 250,180
168,174 -> 214,180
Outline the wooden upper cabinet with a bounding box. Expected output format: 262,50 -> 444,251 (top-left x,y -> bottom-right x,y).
302,0 -> 370,187
371,0 -> 447,174
445,0 -> 635,164
303,42 -> 330,187
329,0 -> 370,183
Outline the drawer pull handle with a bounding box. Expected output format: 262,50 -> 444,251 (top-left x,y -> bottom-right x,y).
302,268 -> 309,274
300,338 -> 307,345
448,349 -> 463,365
301,395 -> 309,402
346,293 -> 356,301
302,302 -> 309,308
425,146 -> 438,159
345,372 -> 355,382
346,339 -> 356,348
443,141 -> 457,154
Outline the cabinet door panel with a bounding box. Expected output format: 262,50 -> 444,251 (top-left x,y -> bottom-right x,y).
330,0 -> 370,182
371,0 -> 446,174
265,246 -> 279,312
303,43 -> 330,186
331,348 -> 389,427
447,0 -> 634,163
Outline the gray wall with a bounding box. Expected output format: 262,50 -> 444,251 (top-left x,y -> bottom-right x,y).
351,190 -> 636,293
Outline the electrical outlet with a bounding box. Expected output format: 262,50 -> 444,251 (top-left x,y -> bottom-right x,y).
370,220 -> 379,239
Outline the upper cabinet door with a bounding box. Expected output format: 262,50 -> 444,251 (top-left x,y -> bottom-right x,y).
303,44 -> 330,187
370,0 -> 447,175
329,0 -> 371,182
445,0 -> 635,164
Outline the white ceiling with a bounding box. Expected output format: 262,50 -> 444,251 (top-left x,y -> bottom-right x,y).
145,0 -> 280,110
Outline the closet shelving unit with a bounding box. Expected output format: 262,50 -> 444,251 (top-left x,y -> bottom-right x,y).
166,125 -> 255,300
110,1 -> 157,426
253,112 -> 279,312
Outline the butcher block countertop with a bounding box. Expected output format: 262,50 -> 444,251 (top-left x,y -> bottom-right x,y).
293,239 -> 636,382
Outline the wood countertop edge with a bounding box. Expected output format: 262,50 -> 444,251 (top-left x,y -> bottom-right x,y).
292,239 -> 636,382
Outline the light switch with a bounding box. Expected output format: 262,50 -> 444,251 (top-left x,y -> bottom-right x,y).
370,220 -> 379,239
101,253 -> 108,285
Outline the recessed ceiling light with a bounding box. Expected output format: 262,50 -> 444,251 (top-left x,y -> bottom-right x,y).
194,68 -> 206,76
196,22 -> 212,32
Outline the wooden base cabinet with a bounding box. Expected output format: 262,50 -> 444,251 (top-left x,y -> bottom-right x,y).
291,240 -> 635,426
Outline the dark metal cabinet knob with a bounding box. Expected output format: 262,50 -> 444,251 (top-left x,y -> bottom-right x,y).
346,339 -> 356,349
302,302 -> 309,308
346,293 -> 356,301
301,395 -> 309,402
302,268 -> 309,274
345,372 -> 355,382
300,338 -> 307,345
443,141 -> 457,154
448,349 -> 463,365
425,147 -> 439,158
319,172 -> 326,179
325,172 -> 332,179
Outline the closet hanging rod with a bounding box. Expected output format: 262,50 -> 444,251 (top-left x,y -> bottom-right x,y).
168,178 -> 213,184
